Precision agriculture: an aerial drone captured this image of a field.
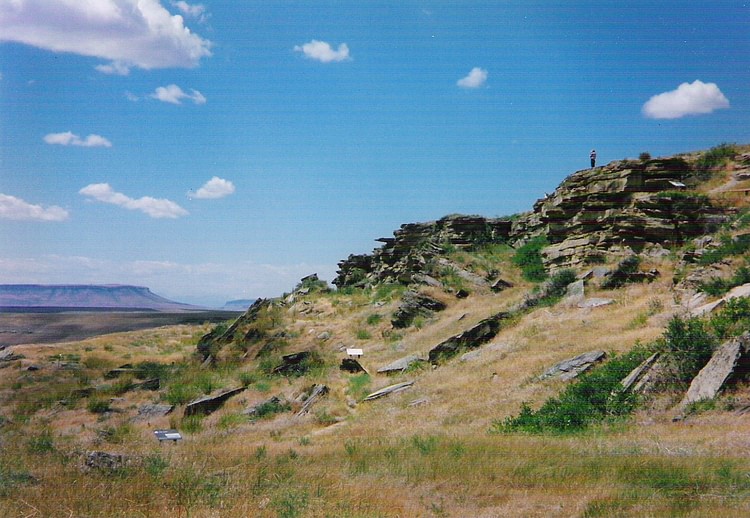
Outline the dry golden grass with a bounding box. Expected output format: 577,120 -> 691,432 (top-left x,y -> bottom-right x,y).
3,254 -> 750,516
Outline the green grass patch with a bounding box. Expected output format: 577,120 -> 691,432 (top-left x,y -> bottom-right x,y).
512,236 -> 549,282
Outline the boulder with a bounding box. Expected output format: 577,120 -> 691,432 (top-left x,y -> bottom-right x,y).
377,355 -> 423,374
540,350 -> 607,381
184,387 -> 245,417
490,278 -> 514,292
677,333 -> 750,412
83,451 -> 130,472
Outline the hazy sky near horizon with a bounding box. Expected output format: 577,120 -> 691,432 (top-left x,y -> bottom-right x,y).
1,1 -> 748,306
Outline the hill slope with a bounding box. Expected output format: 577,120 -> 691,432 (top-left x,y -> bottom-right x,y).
3,144 -> 750,517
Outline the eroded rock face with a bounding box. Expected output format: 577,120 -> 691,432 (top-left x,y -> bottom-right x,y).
184,387 -> 245,417
333,215 -> 512,288
540,350 -> 607,381
428,312 -> 511,364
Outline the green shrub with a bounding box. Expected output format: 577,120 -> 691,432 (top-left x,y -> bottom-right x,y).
87,398 -> 111,414
251,398 -> 291,420
709,297 -> 750,339
512,236 -> 549,282
355,329 -> 371,340
347,373 -> 371,401
143,454 -> 169,478
366,313 -> 383,326
695,143 -> 737,178
164,382 -> 200,406
601,256 -> 641,289
26,429 -> 55,454
639,152 -> 652,162
659,316 -> 717,385
699,235 -> 750,265
180,415 -> 204,434
492,346 -> 651,434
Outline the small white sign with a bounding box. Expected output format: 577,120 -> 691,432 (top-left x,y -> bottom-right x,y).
346,348 -> 363,357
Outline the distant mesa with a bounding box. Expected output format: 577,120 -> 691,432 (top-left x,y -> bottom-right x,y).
0,284 -> 200,311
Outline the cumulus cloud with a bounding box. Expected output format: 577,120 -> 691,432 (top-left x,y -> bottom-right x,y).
192,177 -> 235,199
79,183 -> 188,219
642,80 -> 730,119
0,193 -> 69,222
457,67 -> 488,88
172,1 -> 208,22
0,0 -> 212,74
151,84 -> 206,104
294,40 -> 350,63
43,132 -> 112,148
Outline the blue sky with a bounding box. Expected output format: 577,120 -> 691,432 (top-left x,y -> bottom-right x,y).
1,1 -> 748,306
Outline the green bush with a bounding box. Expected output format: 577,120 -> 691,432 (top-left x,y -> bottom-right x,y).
26,429 -> 56,454
709,297 -> 750,339
659,316 -> 717,385
695,143 -> 738,178
601,256 -> 641,289
699,234 -> 750,265
512,236 -> 549,282
639,152 -> 652,162
699,266 -> 750,297
493,346 -> 651,434
251,398 -> 291,420
87,398 -> 111,414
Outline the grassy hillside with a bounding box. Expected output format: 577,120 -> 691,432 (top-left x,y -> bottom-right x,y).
3,145 -> 750,517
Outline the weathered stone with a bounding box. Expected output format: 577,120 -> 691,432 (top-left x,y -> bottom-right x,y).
690,283 -> 750,317
391,291 -> 447,329
296,384 -> 329,417
377,354 -> 423,374
272,351 -> 314,376
340,358 -> 367,373
0,348 -> 24,362
677,333 -> 750,412
363,381 -> 414,401
436,258 -> 490,288
490,278 -> 514,292
540,350 -> 606,380
577,298 -> 615,309
566,280 -> 585,301
184,387 -> 245,417
84,451 -> 130,472
619,353 -> 661,392
135,403 -> 174,420
428,312 -> 511,364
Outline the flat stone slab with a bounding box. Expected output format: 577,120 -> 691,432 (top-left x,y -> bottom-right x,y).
541,350 -> 606,381
377,355 -> 423,374
677,333 -> 750,412
690,283 -> 750,317
363,381 -> 414,401
135,403 -> 174,420
577,298 -> 614,309
184,387 -> 245,417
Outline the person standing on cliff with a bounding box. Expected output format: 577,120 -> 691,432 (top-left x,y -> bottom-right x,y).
590,149 -> 597,168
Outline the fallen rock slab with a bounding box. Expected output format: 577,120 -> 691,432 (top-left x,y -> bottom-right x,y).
296,384 -> 329,417
541,350 -> 606,381
619,353 -> 661,392
391,291 -> 447,329
377,354 -> 423,374
184,387 -> 245,417
363,381 -> 414,401
428,312 -> 511,364
677,333 -> 750,413
340,358 -> 367,373
577,298 -> 614,309
135,403 -> 174,421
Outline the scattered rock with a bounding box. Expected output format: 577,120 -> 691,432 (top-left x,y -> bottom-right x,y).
184,387 -> 245,417
408,397 -> 430,407
83,451 -> 131,472
677,333 -> 750,413
272,351 -> 315,376
296,384 -> 329,417
565,279 -> 585,301
340,358 -> 367,374
135,378 -> 160,391
391,291 -> 447,329
377,355 -> 423,374
363,381 -> 414,401
428,312 -> 511,364
135,403 -> 174,421
690,283 -> 750,317
540,350 -> 607,381
413,273 -> 443,288
317,331 -> 331,341
577,298 -> 615,309
0,348 -> 24,362
455,289 -> 470,299
619,353 -> 661,393
104,365 -> 140,379
490,278 -> 514,292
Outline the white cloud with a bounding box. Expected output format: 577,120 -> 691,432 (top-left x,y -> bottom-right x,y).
95,61 -> 131,76
192,177 -> 235,199
294,40 -> 351,63
0,193 -> 69,222
151,84 -> 206,104
457,67 -> 488,88
172,1 -> 207,22
79,183 -> 188,219
43,131 -> 112,148
642,80 -> 730,119
0,0 -> 212,73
